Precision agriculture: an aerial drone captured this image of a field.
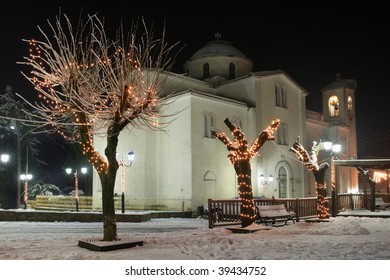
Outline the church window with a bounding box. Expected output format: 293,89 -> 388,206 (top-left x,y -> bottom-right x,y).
328,95 -> 340,117
278,167 -> 288,198
347,95 -> 353,112
281,87 -> 287,107
275,83 -> 287,108
204,112 -> 216,138
229,63 -> 236,79
203,63 -> 210,79
277,122 -> 288,145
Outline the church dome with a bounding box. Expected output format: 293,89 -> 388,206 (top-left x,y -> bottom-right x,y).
183,32 -> 253,84
190,39 -> 247,60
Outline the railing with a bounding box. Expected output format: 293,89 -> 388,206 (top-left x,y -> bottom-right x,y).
33,195 -> 92,211
32,196 -> 192,212
207,193 -> 378,228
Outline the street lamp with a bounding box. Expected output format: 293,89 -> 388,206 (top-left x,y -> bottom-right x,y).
66,167 -> 88,212
259,174 -> 274,185
20,173 -> 32,209
1,154 -> 10,163
322,140 -> 341,217
259,174 -> 274,197
117,151 -> 135,213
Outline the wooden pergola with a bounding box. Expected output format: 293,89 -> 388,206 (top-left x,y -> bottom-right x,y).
334,159 -> 390,212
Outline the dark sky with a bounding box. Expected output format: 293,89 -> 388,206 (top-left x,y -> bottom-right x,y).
1,1 -> 389,185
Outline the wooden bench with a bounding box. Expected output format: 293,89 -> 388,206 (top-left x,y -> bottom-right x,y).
256,204 -> 296,226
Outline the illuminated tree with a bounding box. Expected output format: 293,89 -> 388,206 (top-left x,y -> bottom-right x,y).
18,14 -> 180,241
290,138 -> 330,219
211,118 -> 280,228
356,166 -> 376,212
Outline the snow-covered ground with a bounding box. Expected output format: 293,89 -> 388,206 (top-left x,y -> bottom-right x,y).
1,210 -> 390,279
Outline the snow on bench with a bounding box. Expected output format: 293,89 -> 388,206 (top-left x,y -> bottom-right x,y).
256,204 -> 296,226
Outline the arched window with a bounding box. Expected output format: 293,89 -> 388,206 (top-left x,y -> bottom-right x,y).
204,112 -> 216,138
275,84 -> 280,106
275,83 -> 287,108
203,63 -> 210,79
328,95 -> 339,117
278,167 -> 287,198
347,95 -> 353,112
229,63 -> 236,79
277,122 -> 288,145
281,86 -> 287,108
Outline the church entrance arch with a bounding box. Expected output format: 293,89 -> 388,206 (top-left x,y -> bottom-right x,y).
275,161 -> 294,198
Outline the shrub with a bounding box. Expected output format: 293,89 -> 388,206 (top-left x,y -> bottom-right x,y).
28,183 -> 62,199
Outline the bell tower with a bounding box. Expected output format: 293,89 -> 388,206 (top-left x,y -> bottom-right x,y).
321,74 -> 359,191
321,73 -> 357,126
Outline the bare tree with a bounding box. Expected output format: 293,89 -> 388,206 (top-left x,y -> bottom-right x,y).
356,166 -> 376,212
18,13 -> 181,241
290,138 -> 330,219
211,118 -> 280,228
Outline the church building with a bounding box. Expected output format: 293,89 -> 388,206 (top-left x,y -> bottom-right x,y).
92,34 -> 359,213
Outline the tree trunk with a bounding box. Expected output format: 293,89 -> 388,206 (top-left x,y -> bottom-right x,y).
98,123 -> 120,241
313,162 -> 329,219
99,169 -> 118,241
234,160 -> 255,227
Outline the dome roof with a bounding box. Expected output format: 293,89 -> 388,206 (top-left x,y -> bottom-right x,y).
190,39 -> 247,60
183,32 -> 253,83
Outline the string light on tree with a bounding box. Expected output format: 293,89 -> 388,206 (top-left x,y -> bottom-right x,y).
290,137 -> 338,220
19,14 -> 180,241
212,118 -> 280,228
20,173 -> 32,210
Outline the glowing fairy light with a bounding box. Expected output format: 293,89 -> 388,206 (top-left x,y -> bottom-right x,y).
290,137 -> 331,219
212,118 -> 280,227
18,13 -> 179,242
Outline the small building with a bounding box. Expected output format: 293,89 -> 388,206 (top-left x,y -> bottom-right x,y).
92,34 -> 359,213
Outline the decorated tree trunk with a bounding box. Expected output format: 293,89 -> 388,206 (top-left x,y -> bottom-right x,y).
290,138 -> 330,219
234,160 -> 254,228
313,163 -> 330,219
212,118 -> 280,228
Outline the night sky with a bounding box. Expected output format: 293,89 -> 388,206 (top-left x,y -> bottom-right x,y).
1,1 -> 389,186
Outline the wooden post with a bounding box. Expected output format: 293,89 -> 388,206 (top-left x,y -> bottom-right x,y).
208,198 -> 213,228
295,198 -> 300,222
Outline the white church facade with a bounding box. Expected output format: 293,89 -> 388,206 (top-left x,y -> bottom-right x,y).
92,35 -> 359,213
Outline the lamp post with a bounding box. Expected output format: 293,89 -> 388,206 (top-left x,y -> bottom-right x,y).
10,121 -> 22,209
117,151 -> 135,213
322,140 -> 341,217
259,174 -> 274,197
66,167 -> 88,212
19,146 -> 32,210
20,173 -> 32,209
